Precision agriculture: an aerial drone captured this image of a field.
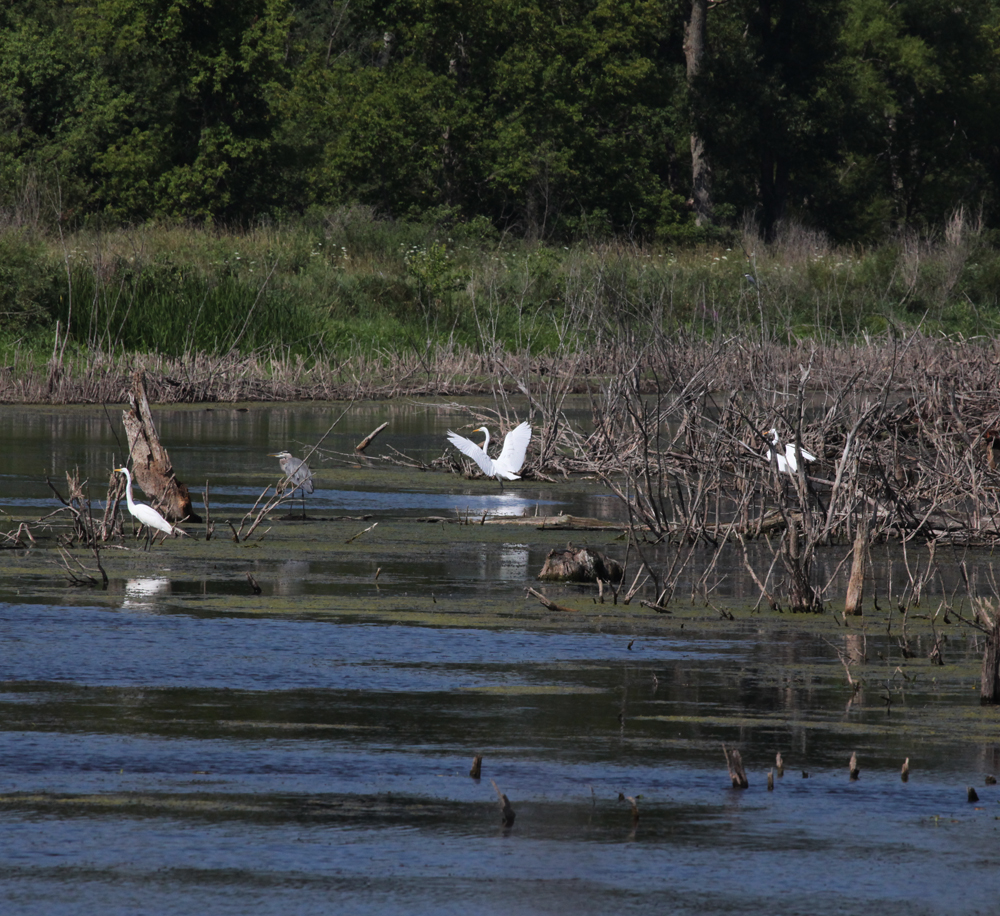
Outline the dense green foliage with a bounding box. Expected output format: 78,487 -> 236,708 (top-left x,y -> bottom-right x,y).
2,0 -> 999,242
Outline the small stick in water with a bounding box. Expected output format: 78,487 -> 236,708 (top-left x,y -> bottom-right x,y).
246,572 -> 262,595
901,758 -> 910,782
849,751 -> 860,781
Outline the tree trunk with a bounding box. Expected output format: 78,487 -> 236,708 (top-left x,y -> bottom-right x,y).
123,370 -> 201,523
684,0 -> 712,226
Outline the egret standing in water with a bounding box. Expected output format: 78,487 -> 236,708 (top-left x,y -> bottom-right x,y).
446,421 -> 532,489
766,428 -> 817,475
270,450 -> 314,516
114,466 -> 175,549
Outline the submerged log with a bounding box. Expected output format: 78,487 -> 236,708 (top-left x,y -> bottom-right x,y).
122,370 -> 201,523
537,544 -> 623,584
526,586 -> 577,613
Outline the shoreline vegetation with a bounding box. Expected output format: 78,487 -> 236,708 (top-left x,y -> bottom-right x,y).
2,207 -> 1000,405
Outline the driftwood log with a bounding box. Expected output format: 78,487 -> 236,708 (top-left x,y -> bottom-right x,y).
537,545 -> 623,584
122,370 -> 201,523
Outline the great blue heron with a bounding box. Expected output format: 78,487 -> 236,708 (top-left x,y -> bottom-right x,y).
446,421 -> 531,489
766,428 -> 817,475
270,450 -> 314,515
114,466 -> 174,549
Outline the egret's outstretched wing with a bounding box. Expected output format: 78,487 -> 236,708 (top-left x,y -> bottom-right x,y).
447,431 -> 496,477
495,421 -> 532,479
783,443 -> 817,471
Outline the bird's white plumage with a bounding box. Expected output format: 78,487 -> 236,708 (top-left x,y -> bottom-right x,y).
114,466 -> 174,536
447,421 -> 531,481
766,428 -> 816,474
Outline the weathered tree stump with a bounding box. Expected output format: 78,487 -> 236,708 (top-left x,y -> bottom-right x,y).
775,751 -> 784,777
469,755 -> 482,779
537,544 -> 623,584
968,786 -> 980,803
122,370 -> 200,523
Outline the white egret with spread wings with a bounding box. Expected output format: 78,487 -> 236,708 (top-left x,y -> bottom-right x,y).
766,428 -> 817,475
447,421 -> 532,488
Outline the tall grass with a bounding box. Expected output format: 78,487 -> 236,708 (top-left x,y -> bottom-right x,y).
2,208 -> 1000,371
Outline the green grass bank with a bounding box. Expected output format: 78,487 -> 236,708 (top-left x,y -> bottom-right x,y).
4,207 -> 1000,373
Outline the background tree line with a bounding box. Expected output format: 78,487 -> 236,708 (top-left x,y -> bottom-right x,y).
1,0 -> 999,243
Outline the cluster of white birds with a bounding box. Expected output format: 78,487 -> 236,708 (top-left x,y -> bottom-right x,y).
114,420 -> 808,548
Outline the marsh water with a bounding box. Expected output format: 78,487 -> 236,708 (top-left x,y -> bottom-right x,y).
2,401 -> 1000,916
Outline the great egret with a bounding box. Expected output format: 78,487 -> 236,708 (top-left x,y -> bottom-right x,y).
446,421 -> 532,488
114,466 -> 175,549
270,450 -> 314,515
766,428 -> 817,475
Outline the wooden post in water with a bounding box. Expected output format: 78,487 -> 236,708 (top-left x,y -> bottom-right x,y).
901,758 -> 910,782
723,744 -> 749,789
849,751 -> 860,781
469,755 -> 482,779
844,524 -> 867,617
491,779 -> 515,827
979,603 -> 1000,704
